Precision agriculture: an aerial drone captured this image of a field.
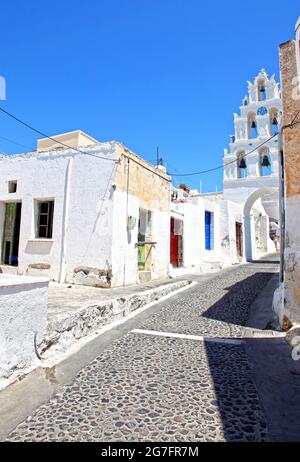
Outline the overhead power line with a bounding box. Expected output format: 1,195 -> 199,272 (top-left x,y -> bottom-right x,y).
0,105 -> 170,182
168,119 -> 300,178
168,134 -> 278,177
0,134 -> 33,151
0,106 -> 117,162
1,105 -> 300,177
290,110 -> 300,127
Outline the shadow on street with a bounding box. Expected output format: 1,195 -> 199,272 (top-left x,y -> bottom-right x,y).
202,272 -> 274,329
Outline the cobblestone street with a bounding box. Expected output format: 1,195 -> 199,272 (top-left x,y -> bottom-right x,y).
7,258 -> 281,442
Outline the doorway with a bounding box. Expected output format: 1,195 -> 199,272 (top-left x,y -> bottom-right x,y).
1,202 -> 22,266
236,222 -> 243,258
137,208 -> 153,271
205,211 -> 214,251
170,217 -> 183,267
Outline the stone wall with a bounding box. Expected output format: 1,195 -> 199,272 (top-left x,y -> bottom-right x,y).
278,26 -> 300,327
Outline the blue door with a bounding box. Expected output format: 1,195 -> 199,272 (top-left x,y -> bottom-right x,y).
205,211 -> 212,250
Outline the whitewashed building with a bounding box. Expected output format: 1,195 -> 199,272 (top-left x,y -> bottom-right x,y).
170,186 -> 222,274
0,131 -> 171,288
168,70 -> 281,273
169,186 -> 246,272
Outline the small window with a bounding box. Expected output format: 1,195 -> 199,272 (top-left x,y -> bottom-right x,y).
36,200 -> 54,239
138,208 -> 152,242
8,180 -> 17,193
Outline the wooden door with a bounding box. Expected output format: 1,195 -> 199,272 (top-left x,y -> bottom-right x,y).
170,218 -> 183,267
236,222 -> 243,257
205,211 -> 212,250
1,203 -> 22,266
170,218 -> 179,267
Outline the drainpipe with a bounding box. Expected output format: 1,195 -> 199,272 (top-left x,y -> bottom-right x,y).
59,157 -> 73,283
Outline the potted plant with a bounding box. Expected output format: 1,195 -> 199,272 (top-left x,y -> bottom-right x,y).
179,183 -> 190,194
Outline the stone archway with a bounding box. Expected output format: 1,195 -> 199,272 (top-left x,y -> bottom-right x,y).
243,187 -> 278,261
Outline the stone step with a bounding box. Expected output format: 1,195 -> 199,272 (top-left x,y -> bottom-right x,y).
138,271 -> 152,284
0,265 -> 18,275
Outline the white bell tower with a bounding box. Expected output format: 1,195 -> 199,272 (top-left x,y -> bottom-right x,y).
222,69 -> 282,261
223,69 -> 281,196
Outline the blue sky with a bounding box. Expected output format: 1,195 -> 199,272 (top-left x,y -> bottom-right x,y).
0,1 -> 299,192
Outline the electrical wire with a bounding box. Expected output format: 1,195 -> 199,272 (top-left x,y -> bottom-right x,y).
0,134 -> 33,151
167,120 -> 300,178
168,134 -> 278,177
1,105 -> 300,178
0,106 -> 171,183
290,110 -> 300,127
121,152 -> 171,183
0,106 -> 117,162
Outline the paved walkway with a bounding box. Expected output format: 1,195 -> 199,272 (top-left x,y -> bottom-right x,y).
6,255 -> 300,442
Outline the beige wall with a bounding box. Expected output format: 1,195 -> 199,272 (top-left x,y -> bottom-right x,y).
114,144 -> 171,213
37,131 -> 97,152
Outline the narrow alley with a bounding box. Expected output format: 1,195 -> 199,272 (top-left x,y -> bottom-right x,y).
6,255 -> 299,443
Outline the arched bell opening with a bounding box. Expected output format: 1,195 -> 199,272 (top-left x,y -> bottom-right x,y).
269,108 -> 279,136
257,78 -> 267,101
259,147 -> 272,176
248,112 -> 258,139
236,151 -> 247,179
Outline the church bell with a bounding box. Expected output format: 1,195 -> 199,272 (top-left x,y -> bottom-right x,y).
239,158 -> 247,169
261,155 -> 271,168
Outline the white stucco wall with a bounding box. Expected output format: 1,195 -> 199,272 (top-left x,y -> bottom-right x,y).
170,194 -> 221,269
63,147 -> 116,283
223,176 -> 279,207
111,190 -> 139,287
0,275 -> 48,390
171,201 -> 202,268
200,197 -> 221,262
151,207 -> 170,280
219,199 -> 244,264
111,189 -> 170,287
0,144 -> 117,283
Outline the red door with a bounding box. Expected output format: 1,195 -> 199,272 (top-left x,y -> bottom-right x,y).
170,218 -> 183,267
170,218 -> 178,267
